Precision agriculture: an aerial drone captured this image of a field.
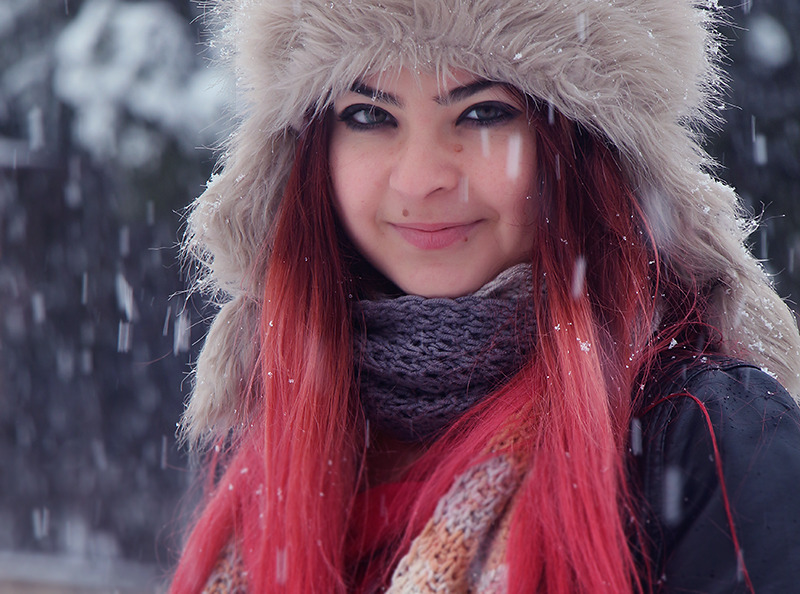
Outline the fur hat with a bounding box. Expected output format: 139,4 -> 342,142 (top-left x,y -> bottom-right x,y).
181,0 -> 800,443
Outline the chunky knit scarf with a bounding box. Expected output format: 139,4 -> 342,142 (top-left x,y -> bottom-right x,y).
385,450 -> 526,593
202,449 -> 526,593
201,266 -> 535,593
353,264 -> 535,441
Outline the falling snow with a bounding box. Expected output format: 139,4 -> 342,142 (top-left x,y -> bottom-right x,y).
630,418 -> 643,456
2,0 -> 800,591
571,256 -> 587,299
745,13 -> 793,71
663,466 -> 684,526
505,132 -> 522,179
1,0 -> 220,589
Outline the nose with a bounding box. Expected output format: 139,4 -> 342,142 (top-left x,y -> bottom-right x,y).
388,129 -> 461,200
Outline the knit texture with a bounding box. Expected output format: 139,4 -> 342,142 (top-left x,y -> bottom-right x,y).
386,453 -> 523,593
202,452 -> 527,593
354,264 -> 534,441
202,544 -> 247,593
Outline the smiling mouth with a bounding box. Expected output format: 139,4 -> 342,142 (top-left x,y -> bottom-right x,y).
391,222 -> 481,250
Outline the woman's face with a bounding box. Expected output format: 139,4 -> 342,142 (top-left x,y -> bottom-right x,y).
329,68 -> 537,298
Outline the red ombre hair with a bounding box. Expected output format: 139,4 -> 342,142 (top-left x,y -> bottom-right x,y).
170,97 -> 720,593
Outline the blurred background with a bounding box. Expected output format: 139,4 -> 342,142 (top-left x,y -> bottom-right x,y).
0,0 -> 798,592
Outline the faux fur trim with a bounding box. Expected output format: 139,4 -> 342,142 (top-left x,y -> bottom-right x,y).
181,0 -> 800,443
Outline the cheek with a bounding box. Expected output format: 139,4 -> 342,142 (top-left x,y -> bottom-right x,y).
497,134 -> 538,224
494,134 -> 538,258
329,133 -> 388,206
329,137 -> 351,199
480,126 -> 536,182
329,141 -> 367,222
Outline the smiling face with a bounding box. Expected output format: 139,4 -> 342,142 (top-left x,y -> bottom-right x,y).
329,68 -> 538,298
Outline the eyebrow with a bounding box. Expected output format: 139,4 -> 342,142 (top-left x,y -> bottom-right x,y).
436,80 -> 497,105
351,83 -> 402,107
349,79 -> 499,108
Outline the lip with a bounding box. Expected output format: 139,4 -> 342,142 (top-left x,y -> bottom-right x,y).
391,221 -> 481,250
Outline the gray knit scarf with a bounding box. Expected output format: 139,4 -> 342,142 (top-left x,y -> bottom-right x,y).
353,264 -> 535,442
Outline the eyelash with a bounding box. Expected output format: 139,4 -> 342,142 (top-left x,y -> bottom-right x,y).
336,101 -> 520,130
337,104 -> 397,130
457,102 -> 520,127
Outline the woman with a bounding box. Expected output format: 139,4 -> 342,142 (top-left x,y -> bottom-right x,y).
170,0 -> 800,592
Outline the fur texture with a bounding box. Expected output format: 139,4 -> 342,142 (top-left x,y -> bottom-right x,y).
182,0 -> 800,444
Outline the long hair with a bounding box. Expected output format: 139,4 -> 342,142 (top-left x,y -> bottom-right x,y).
170,99 -> 716,592
171,112 -> 362,591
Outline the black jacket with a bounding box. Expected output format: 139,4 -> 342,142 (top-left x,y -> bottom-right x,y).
636,359 -> 800,593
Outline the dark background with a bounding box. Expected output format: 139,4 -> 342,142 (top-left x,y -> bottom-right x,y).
0,0 -> 797,590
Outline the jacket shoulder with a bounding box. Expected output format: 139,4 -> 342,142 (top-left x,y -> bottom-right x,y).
637,360 -> 800,593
